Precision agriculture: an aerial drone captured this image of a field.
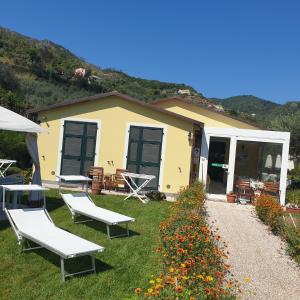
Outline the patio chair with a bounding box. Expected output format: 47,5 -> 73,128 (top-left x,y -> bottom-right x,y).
87,166 -> 104,194
61,192 -> 135,239
5,207 -> 104,282
236,179 -> 254,204
262,182 -> 280,200
109,169 -> 129,192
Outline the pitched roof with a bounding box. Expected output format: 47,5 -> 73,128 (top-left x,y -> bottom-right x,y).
151,96 -> 262,129
27,91 -> 204,127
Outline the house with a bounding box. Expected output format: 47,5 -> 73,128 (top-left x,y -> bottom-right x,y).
29,91 -> 290,204
29,92 -> 201,197
177,89 -> 191,96
74,68 -> 86,77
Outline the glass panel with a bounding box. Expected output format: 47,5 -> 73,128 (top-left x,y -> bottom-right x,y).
142,128 -> 162,142
61,158 -> 81,175
64,137 -> 82,156
206,137 -> 230,194
86,124 -> 97,137
127,164 -> 138,174
129,142 -> 138,161
83,160 -> 94,175
130,127 -> 140,140
65,122 -> 84,135
234,141 -> 282,185
141,143 -> 160,163
85,138 -> 95,157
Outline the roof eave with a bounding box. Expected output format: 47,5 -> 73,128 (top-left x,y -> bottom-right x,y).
27,91 -> 203,127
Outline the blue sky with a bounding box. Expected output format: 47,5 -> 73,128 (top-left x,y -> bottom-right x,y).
1,0 -> 300,103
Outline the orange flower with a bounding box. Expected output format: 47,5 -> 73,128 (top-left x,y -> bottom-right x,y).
134,288 -> 142,295
175,285 -> 183,293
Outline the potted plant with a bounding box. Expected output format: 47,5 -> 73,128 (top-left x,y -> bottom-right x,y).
226,191 -> 236,203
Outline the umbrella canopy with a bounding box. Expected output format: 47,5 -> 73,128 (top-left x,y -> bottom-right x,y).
0,106 -> 45,202
0,106 -> 44,133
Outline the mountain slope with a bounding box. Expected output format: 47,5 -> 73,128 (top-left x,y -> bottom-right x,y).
212,95 -> 279,116
0,27 -> 204,108
0,26 -> 299,157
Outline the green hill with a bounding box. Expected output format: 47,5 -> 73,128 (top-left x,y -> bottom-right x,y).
212,95 -> 279,115
0,26 -> 203,110
0,26 -> 299,157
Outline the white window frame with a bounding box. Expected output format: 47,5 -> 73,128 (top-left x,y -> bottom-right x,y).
199,127 -> 290,205
122,122 -> 168,192
56,117 -> 101,179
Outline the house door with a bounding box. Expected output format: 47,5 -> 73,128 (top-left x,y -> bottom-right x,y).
126,126 -> 163,190
60,120 -> 98,175
206,137 -> 230,194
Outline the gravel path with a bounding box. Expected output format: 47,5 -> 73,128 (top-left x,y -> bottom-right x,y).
206,200 -> 300,300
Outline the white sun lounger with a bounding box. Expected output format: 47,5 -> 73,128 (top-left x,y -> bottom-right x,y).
2,185 -> 104,282
61,193 -> 135,239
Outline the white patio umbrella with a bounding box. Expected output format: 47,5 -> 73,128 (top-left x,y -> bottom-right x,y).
0,106 -> 46,202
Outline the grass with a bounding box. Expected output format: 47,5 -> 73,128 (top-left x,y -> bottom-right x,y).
286,188 -> 300,205
0,189 -> 170,300
284,212 -> 300,229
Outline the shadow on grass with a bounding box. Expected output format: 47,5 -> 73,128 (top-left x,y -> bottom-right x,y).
0,219 -> 10,231
81,219 -> 140,238
45,195 -> 65,213
32,247 -> 112,277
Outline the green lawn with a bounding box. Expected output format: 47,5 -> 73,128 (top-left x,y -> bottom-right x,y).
0,190 -> 170,300
286,189 -> 300,205
284,212 -> 300,230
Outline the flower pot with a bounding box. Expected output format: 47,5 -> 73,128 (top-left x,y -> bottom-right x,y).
91,180 -> 101,195
226,194 -> 236,203
286,207 -> 300,214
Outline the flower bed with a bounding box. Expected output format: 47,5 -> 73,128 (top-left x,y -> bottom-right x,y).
255,194 -> 300,265
135,182 -> 237,299
255,194 -> 283,234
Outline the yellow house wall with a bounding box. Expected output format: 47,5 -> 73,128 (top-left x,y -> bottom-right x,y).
153,99 -> 258,129
37,96 -> 194,194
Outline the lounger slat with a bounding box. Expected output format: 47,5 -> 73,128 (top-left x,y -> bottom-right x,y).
7,208 -> 104,258
61,193 -> 135,225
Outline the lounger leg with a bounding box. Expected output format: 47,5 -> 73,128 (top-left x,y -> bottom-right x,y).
91,256 -> 96,274
61,257 -> 65,283
106,225 -> 111,239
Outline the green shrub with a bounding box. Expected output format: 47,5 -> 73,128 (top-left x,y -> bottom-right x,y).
284,226 -> 300,265
255,194 -> 300,266
255,194 -> 283,234
286,189 -> 300,205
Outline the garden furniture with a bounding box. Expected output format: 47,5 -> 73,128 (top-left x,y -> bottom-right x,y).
109,168 -> 129,192
56,175 -> 92,193
0,159 -> 16,178
2,184 -> 104,282
121,172 -> 155,203
236,179 -> 254,204
61,192 -> 135,239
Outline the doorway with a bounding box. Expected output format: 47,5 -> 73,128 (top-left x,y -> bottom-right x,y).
60,120 -> 98,175
206,137 -> 230,194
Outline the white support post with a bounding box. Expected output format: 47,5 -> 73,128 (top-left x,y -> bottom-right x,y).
279,138 -> 290,206
198,131 -> 210,186
226,137 -> 237,194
